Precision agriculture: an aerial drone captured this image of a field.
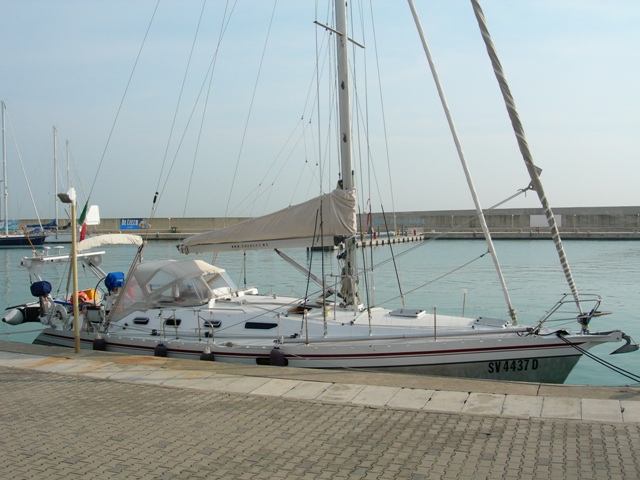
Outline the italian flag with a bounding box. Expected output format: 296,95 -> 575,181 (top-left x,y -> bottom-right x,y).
78,201 -> 88,242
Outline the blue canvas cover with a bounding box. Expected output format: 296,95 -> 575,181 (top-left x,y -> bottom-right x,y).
105,272 -> 125,292
27,219 -> 57,229
30,281 -> 52,297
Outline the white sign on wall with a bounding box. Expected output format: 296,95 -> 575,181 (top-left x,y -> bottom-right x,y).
530,215 -> 562,228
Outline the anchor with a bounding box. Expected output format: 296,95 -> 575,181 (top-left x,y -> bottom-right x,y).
611,334 -> 639,355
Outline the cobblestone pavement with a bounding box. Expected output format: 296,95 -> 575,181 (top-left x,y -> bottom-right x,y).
1,366 -> 639,480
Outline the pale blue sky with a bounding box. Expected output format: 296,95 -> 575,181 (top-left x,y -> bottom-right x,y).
1,1 -> 638,221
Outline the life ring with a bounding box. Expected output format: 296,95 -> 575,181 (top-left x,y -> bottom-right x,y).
69,292 -> 89,304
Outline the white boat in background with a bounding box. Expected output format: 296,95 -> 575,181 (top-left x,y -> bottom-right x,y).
2,1 -> 637,383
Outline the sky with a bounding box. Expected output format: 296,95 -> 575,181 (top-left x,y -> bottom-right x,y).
1,1 -> 638,222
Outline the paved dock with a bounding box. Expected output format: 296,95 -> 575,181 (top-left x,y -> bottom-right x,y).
1,341 -> 639,479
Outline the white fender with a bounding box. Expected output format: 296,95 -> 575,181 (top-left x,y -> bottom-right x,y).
2,308 -> 24,325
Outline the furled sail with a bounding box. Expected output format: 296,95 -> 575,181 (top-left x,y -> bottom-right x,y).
77,234 -> 143,252
178,188 -> 357,254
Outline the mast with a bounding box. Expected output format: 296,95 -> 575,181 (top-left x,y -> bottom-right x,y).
2,101 -> 7,236
66,139 -> 71,188
334,0 -> 359,308
53,126 -> 58,231
335,0 -> 354,191
470,0 -> 583,315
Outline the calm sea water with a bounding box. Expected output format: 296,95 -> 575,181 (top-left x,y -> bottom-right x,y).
1,238 -> 638,386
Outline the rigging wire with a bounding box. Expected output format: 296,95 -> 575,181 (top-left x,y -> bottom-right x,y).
349,3 -> 376,309
357,205 -> 373,321
372,186 -> 530,271
153,0 -> 207,213
364,187 -> 530,305
155,1 -> 237,219
183,0 -> 238,216
381,204 -> 404,308
62,142 -> 89,208
377,251 -> 490,308
556,334 -> 640,384
4,109 -> 43,227
222,116 -> 315,217
224,0 -> 279,217
89,0 -> 161,205
249,25 -> 334,213
367,0 -> 396,232
303,209 -> 321,309
315,0 -> 324,200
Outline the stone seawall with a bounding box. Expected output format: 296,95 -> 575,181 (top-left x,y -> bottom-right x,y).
19,205 -> 640,241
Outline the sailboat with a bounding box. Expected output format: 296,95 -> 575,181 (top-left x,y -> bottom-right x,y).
3,1 -> 637,383
0,101 -> 46,248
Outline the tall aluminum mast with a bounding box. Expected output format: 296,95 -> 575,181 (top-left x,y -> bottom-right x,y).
334,0 -> 360,308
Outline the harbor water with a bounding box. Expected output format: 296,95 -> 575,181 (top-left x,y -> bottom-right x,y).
1,238 -> 638,387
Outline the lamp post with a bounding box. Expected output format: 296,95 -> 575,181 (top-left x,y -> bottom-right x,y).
57,188 -> 80,353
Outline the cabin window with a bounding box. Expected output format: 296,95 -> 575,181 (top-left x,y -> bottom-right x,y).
244,322 -> 277,330
148,273 -> 212,307
133,317 -> 150,325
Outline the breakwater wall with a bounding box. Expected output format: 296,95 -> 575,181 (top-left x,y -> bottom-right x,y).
19,205 -> 640,241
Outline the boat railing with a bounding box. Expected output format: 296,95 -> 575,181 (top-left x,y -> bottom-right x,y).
195,309 -> 218,342
162,310 -> 180,339
279,326 -> 533,344
534,293 -> 604,332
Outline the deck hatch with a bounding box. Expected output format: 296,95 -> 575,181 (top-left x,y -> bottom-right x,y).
389,309 -> 426,318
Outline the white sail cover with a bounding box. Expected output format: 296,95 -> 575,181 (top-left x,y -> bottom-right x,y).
77,233 -> 143,252
178,188 -> 357,254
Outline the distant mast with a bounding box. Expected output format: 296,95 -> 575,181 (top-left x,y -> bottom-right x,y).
53,126 -> 58,232
2,101 -> 7,236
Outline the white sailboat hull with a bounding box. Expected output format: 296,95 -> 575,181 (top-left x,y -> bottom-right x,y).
34,327 -> 616,384
31,292 -> 624,384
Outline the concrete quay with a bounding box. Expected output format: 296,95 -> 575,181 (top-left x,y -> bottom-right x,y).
79,229 -> 640,243
1,341 -> 639,479
20,204 -> 640,242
